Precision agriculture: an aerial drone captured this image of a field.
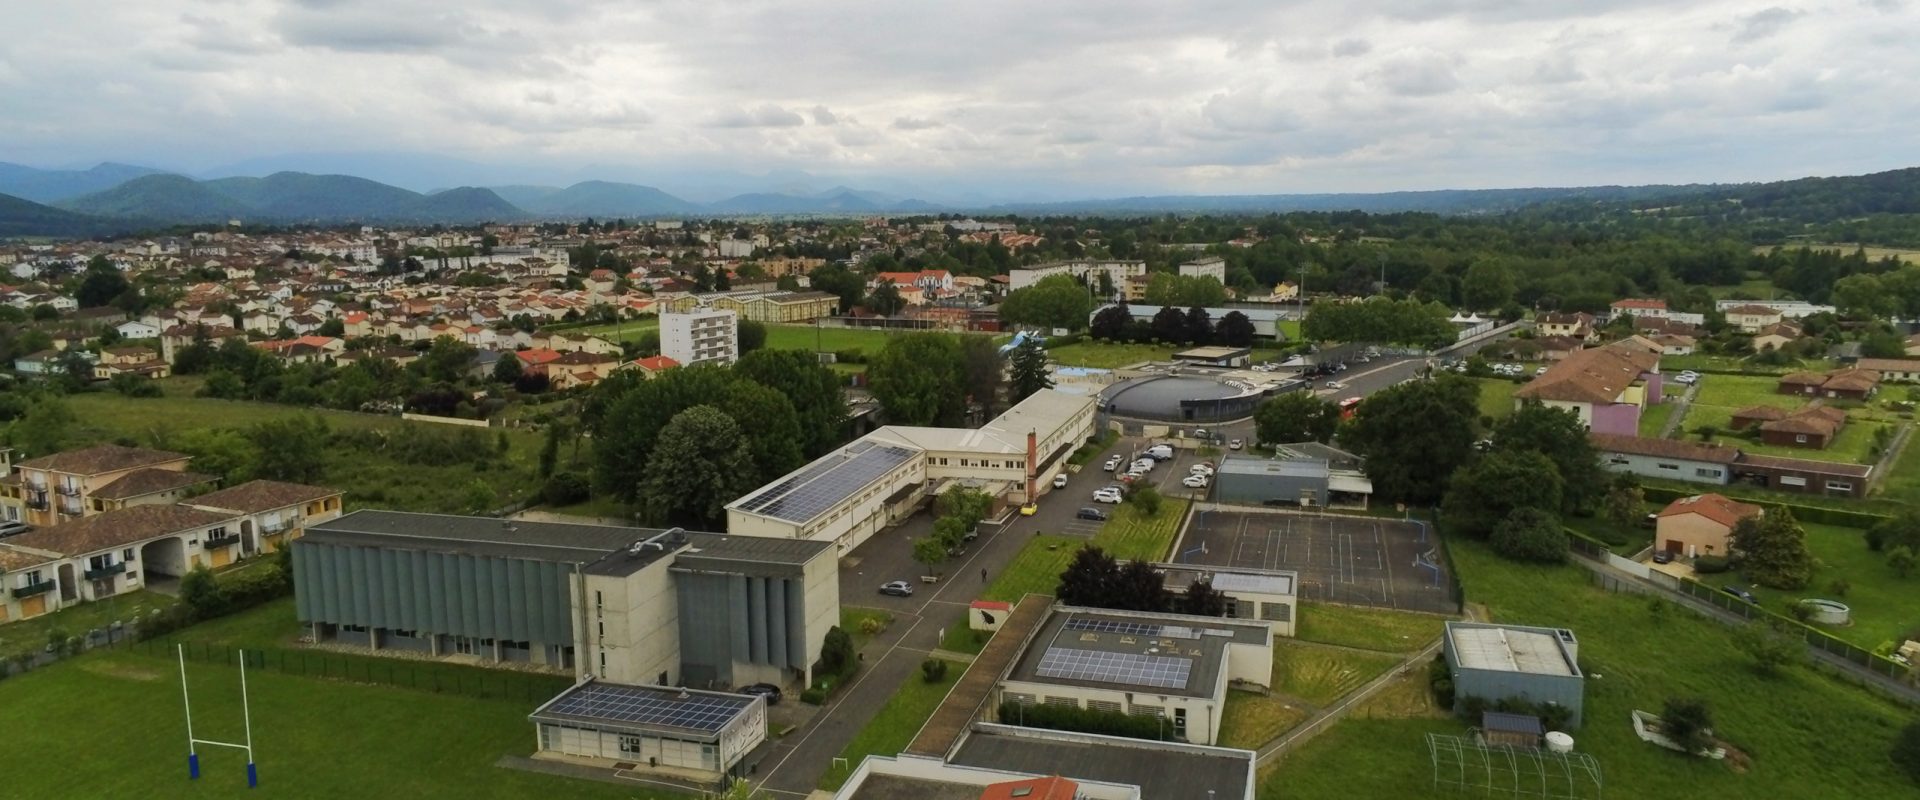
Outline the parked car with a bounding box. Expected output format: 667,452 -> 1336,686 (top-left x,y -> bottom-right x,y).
1076,507 -> 1109,521
1132,459 -> 1156,472
879,581 -> 915,597
1053,474 -> 1069,489
1189,463 -> 1215,476
1145,444 -> 1175,460
1019,502 -> 1038,516
1104,456 -> 1123,471
740,683 -> 783,705
1092,489 -> 1124,504
1181,474 -> 1210,489
1651,549 -> 1674,565
1324,380 -> 1345,390
1229,439 -> 1244,450
1535,366 -> 1550,375
1721,585 -> 1759,605
0,521 -> 29,539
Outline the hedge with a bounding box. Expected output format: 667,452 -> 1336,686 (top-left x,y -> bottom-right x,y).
1640,485 -> 1890,530
996,700 -> 1174,741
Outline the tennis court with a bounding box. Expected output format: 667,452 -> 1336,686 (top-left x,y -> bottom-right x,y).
1173,509 -> 1455,614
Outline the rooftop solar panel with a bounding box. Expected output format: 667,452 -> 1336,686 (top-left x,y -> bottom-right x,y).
1035,647 -> 1192,690
1064,618 -> 1200,640
542,683 -> 752,733
743,444 -> 917,524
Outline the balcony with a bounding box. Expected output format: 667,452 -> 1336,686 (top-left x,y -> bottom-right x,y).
24,495 -> 48,511
11,581 -> 55,598
204,533 -> 241,550
83,562 -> 126,581
58,501 -> 83,517
55,484 -> 80,498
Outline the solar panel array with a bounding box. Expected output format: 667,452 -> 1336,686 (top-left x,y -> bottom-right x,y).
1035,647 -> 1192,689
1064,618 -> 1201,640
736,442 -> 918,523
545,684 -> 751,733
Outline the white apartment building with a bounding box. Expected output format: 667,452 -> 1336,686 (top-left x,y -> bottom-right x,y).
1179,256 -> 1227,284
1007,260 -> 1146,291
660,309 -> 739,366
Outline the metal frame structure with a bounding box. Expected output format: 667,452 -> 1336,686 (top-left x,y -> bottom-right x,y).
178,643 -> 258,788
1427,733 -> 1601,799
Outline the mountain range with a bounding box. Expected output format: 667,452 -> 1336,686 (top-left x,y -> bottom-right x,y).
1,161 -> 1917,238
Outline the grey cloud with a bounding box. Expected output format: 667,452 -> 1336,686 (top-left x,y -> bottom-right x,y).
706,104 -> 806,128
1331,38 -> 1373,58
1732,7 -> 1804,43
1368,52 -> 1462,97
892,117 -> 942,130
1201,90 -> 1301,134
811,106 -> 838,125
275,8 -> 472,53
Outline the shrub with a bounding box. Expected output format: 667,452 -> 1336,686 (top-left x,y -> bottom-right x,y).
1428,655 -> 1455,709
1733,621 -> 1805,676
1894,721 -> 1920,785
1128,484 -> 1163,516
1693,555 -> 1732,574
541,471 -> 591,506
1490,508 -> 1567,564
1828,578 -> 1852,597
921,658 -> 949,683
820,626 -> 856,675
996,700 -> 1171,741
1661,697 -> 1715,756
179,566 -> 225,618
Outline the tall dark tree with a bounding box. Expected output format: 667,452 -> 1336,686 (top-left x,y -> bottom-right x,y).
1491,401 -> 1605,513
734,349 -> 849,457
958,334 -> 1005,419
736,319 -> 768,354
1341,376 -> 1480,505
1008,338 -> 1054,404
1441,451 -> 1564,538
808,264 -> 867,313
1731,508 -> 1814,589
639,405 -> 757,528
1254,392 -> 1341,445
1150,306 -> 1189,343
868,332 -> 967,426
1057,547 -> 1122,608
1000,274 -> 1095,331
1090,303 -> 1132,341
867,281 -> 907,316
1178,579 -> 1230,617
1184,306 -> 1213,345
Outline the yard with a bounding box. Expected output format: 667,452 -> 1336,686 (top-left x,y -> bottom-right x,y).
0,589 -> 175,662
1687,523 -> 1914,650
980,499 -> 1190,603
570,316 -> 659,344
1661,353 -> 1805,375
1261,536 -> 1920,799
0,650 -> 672,799
1219,626 -> 1421,751
1680,373 -> 1891,465
816,658 -> 963,791
1473,378 -> 1517,423
1637,399 -> 1676,438
1295,602 -> 1448,654
1219,689 -> 1313,749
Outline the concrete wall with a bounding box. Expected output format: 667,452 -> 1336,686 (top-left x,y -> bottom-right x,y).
1655,514 -> 1732,558
584,557 -> 681,686
997,680 -> 1222,745
1589,402 -> 1641,437
1599,452 -> 1730,486
835,755 -> 1144,800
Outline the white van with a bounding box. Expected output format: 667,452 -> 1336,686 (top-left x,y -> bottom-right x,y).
1145,444 -> 1175,461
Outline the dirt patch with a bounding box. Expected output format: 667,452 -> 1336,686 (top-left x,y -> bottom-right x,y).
80,660 -> 163,682
1718,741 -> 1753,774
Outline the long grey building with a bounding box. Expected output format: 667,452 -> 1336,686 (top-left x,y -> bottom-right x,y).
293,510 -> 839,690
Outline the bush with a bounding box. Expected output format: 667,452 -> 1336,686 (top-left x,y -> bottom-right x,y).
1428,655 -> 1455,709
1693,555 -> 1732,574
179,566 -> 225,618
1828,578 -> 1852,597
1128,484 -> 1163,516
921,658 -> 949,683
821,626 -> 856,675
1894,721 -> 1920,785
996,700 -> 1172,741
1661,697 -> 1715,756
1733,621 -> 1805,676
541,471 -> 591,506
1489,508 -> 1567,564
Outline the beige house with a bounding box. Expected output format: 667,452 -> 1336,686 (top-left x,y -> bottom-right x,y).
1724,304 -> 1785,334
0,445 -> 194,527
1654,493 -> 1762,559
184,479 -> 344,555
0,504 -> 240,622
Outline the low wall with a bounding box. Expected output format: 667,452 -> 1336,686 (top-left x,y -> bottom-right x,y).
401,412 -> 493,428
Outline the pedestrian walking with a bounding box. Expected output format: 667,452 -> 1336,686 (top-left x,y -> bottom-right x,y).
981,568 -> 988,583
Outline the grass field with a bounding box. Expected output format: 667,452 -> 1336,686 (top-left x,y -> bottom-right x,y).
840,606 -> 895,649
0,589 -> 176,661
1661,353 -> 1805,375
1473,378 -> 1516,423
571,317 -> 659,344
1090,499 -> 1188,561
1688,523 -> 1910,649
0,651 -> 669,799
1270,640 -> 1402,706
980,500 -> 1190,603
1295,603 -> 1448,653
1219,689 -> 1313,749
1754,243 -> 1920,265
1261,536 -> 1919,799
65,391 -> 552,514
817,659 -> 963,791
1877,428 -> 1920,505
1682,373 -> 1890,464
1638,399 -> 1676,437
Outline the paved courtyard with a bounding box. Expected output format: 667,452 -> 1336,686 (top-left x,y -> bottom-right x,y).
1175,510 -> 1456,614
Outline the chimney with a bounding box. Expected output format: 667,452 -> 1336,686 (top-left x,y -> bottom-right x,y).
1027,429 -> 1039,501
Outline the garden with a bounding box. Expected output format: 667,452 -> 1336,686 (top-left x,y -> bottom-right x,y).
1680,373 -> 1894,465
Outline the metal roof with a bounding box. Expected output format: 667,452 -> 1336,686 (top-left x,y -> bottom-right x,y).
1447,623 -> 1579,678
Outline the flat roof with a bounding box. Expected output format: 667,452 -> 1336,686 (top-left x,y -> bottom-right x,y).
529,681 -> 756,741
1006,608 -> 1267,699
1447,623 -> 1579,678
730,440 -> 920,524
1219,455 -> 1327,480
1154,563 -> 1298,598
1175,346 -> 1252,359
951,727 -> 1252,800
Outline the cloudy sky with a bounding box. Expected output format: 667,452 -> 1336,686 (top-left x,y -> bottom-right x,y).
1,0 -> 1915,200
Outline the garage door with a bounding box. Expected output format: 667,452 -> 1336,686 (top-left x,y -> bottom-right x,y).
20,595 -> 46,619
210,547 -> 233,568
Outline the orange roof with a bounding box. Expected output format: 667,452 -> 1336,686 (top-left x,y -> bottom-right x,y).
979,777 -> 1077,800
1658,494 -> 1763,529
516,348 -> 562,366
970,600 -> 1013,611
1611,298 -> 1666,310
633,355 -> 679,371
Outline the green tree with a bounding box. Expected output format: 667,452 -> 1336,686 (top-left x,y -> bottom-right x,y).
1442,451 -> 1564,538
808,264 -> 867,313
1730,508 -> 1813,589
1342,376 -> 1480,505
1732,621 -> 1805,676
936,487 -> 994,526
958,333 -> 1006,419
1000,274 -> 1094,331
1090,303 -> 1132,341
866,281 -> 907,316
1660,698 -> 1716,756
179,566 -> 224,618
491,352 -> 524,384
716,380 -> 806,485
639,405 -> 758,528
737,319 -> 767,354
1008,338 -> 1054,404
913,536 -> 949,574
1178,578 -> 1229,616
1216,310 -> 1257,346
1129,484 -> 1163,516
6,396 -> 76,457
1888,545 -> 1917,578
1461,260 -> 1516,310
1603,478 -> 1646,529
76,264 -> 131,308
1489,507 -> 1568,564
734,349 -> 849,458
1491,401 -> 1605,513
1143,273 -> 1227,307
416,336 -> 477,384
245,415 -> 329,484
538,422 -> 563,478
461,478 -> 496,514
868,333 -> 967,425
1254,392 -> 1340,445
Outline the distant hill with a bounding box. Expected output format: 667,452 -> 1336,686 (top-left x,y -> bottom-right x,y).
989,185 -> 1723,216
512,180 -> 702,217
64,174 -> 253,222
0,161 -> 171,203
487,184 -> 563,209
61,171 -> 527,224
1621,167 -> 1920,223
0,192 -> 121,237
707,190 -> 940,215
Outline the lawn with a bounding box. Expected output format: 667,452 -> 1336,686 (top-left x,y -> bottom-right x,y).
981,500 -> 1190,603
64,391 -> 552,514
939,614 -> 990,655
0,589 -> 176,661
1047,340 -> 1290,369
1218,689 -> 1313,749
1473,378 -> 1516,423
1638,399 -> 1676,438
1876,427 -> 1920,505
763,324 -> 932,355
1688,523 -> 1912,650
1565,510 -> 1656,556
0,650 -> 672,799
817,658 -> 963,791
1661,353 -> 1805,375
1294,603 -> 1448,654
982,535 -> 1083,603
1090,498 -> 1189,561
1682,373 -> 1890,465
571,317 -> 659,344
1270,640 -> 1402,707
840,606 -> 895,649
1262,536 -> 1920,799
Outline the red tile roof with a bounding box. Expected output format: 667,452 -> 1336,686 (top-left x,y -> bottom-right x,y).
1658,494 -> 1762,530
979,777 -> 1078,800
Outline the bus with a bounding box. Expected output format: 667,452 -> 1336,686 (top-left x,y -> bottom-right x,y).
1338,396 -> 1364,420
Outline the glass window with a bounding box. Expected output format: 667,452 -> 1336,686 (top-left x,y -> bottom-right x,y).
1259,602 -> 1292,622
1826,481 -> 1853,491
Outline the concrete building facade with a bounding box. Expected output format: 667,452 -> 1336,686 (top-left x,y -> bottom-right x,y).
660,308 -> 738,366
1443,622 -> 1585,727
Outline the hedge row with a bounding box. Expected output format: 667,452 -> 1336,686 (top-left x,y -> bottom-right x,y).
996,700 -> 1175,741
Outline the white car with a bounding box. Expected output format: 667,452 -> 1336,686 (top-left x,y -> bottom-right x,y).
1181,474 -> 1210,489
1092,489 -> 1124,504
1189,463 -> 1215,476
1535,366 -> 1549,375
1324,381 -> 1344,390
1103,456 -> 1123,471
1132,459 -> 1156,472
1673,374 -> 1697,385
1053,474 -> 1069,489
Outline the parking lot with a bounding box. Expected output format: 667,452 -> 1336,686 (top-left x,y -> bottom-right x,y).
1173,510 -> 1457,614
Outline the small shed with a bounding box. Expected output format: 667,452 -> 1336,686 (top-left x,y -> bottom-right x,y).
1481,711 -> 1544,749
